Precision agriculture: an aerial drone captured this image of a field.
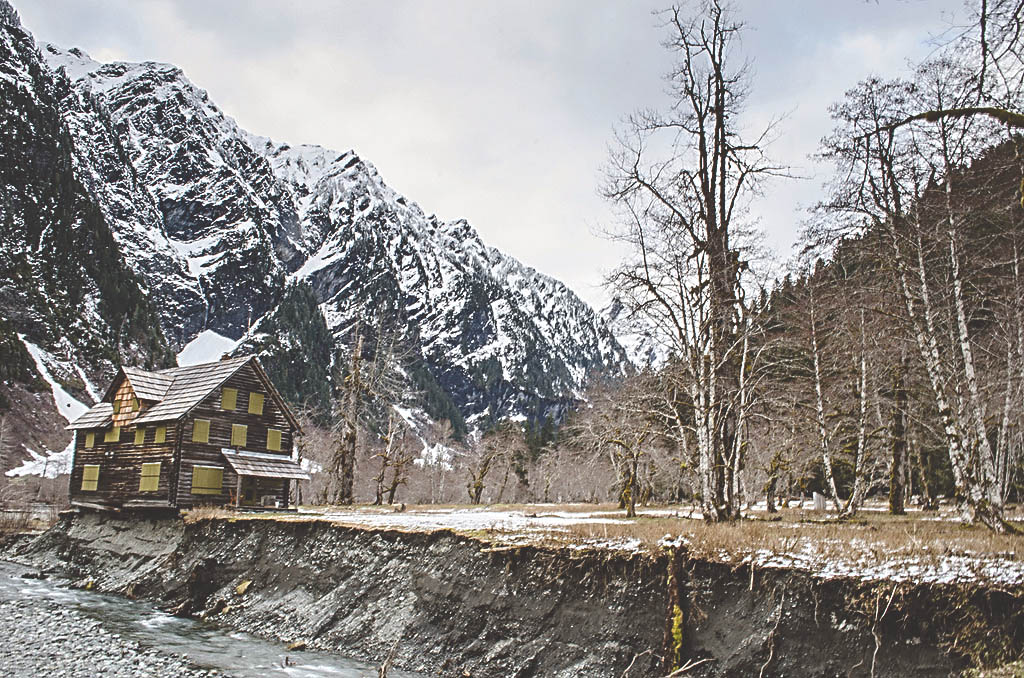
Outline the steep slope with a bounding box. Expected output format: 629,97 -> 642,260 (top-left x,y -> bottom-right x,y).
42,46 -> 297,342
0,1 -> 172,482
1,0 -> 628,479
39,41 -> 629,426
35,45 -> 206,348
251,139 -> 629,423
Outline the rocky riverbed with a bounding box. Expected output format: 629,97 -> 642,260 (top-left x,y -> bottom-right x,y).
0,595 -> 221,678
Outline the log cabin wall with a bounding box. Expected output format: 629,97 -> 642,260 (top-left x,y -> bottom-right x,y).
69,420 -> 178,508
174,363 -> 296,508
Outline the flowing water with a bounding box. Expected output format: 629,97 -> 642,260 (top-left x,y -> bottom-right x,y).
0,561 -> 421,678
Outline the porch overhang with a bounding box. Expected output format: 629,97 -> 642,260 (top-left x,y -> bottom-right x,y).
220,448 -> 311,480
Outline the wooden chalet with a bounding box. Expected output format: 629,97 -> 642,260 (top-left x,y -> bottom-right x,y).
66,355 -> 309,511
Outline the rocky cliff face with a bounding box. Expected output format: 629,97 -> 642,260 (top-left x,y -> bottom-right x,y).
0,0 -> 629,472
0,2 -> 172,468
12,513 -> 1022,677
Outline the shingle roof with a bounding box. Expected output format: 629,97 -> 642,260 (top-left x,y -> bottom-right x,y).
66,402 -> 113,430
222,449 -> 311,480
134,355 -> 253,425
122,367 -> 173,401
67,355 -> 266,430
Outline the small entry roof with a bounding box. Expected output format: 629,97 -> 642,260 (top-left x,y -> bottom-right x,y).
221,449 -> 311,480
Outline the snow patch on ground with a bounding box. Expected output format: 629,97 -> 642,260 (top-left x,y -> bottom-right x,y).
18,336 -> 88,423
5,440 -> 73,479
284,503 -> 1024,587
299,506 -> 632,534
734,543 -> 1024,587
177,330 -> 237,366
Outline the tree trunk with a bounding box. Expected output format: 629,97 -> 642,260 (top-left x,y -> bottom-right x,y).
810,300 -> 842,513
329,331 -> 363,505
765,449 -> 782,514
889,352 -> 908,515
843,310 -> 870,518
623,459 -> 638,518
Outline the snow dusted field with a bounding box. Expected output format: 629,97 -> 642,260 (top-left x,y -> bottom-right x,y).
249,501 -> 1024,589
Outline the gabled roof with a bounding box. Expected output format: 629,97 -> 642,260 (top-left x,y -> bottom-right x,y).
134,355 -> 253,425
66,402 -> 113,430
122,367 -> 173,401
67,355 -> 301,431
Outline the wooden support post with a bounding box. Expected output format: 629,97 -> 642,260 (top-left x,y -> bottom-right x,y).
236,474 -> 242,508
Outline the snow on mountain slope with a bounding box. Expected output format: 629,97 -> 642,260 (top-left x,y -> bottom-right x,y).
16,27 -> 630,431
40,44 -> 206,346
250,136 -> 631,420
42,45 -> 299,341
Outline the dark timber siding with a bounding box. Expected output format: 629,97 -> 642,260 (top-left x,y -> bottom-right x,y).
173,363 -> 295,508
69,421 -> 178,508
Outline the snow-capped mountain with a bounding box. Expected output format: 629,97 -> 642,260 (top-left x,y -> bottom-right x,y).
0,0 -> 629,472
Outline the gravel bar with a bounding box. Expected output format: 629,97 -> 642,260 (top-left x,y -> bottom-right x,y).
0,597 -> 227,678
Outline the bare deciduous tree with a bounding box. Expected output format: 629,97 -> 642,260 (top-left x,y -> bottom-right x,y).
603,0 -> 786,521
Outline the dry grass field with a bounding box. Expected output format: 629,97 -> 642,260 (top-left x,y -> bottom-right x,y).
183,500 -> 1024,587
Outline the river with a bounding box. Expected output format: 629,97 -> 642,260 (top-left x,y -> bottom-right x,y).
0,561 -> 421,678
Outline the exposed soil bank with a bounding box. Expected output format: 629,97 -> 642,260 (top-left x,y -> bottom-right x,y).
7,512 -> 1024,677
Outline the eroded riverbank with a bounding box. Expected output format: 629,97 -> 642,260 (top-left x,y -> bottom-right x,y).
6,511 -> 1024,677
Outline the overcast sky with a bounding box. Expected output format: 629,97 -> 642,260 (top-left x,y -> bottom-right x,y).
17,0 -> 967,309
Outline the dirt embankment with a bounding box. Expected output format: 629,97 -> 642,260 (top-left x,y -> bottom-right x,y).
8,512 -> 1024,677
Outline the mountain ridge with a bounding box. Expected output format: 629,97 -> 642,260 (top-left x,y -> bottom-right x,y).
1,2 -> 629,480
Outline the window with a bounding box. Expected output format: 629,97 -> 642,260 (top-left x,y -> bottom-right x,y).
81,464 -> 99,492
231,424 -> 247,447
266,428 -> 282,452
191,419 -> 210,443
154,426 -> 166,444
84,432 -> 95,449
248,392 -> 264,415
112,400 -> 121,414
221,387 -> 238,411
134,428 -> 145,445
131,397 -> 139,412
191,465 -> 223,495
139,462 -> 160,492
104,427 -> 120,443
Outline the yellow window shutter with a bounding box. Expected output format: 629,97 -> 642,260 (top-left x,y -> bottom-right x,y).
104,426 -> 120,443
248,392 -> 264,415
154,426 -> 166,444
192,419 -> 210,443
191,465 -> 223,495
84,432 -> 95,449
231,424 -> 247,448
139,462 -> 161,492
81,464 -> 99,491
266,428 -> 282,452
134,428 -> 145,445
131,398 -> 140,412
221,387 -> 238,411
112,400 -> 120,414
